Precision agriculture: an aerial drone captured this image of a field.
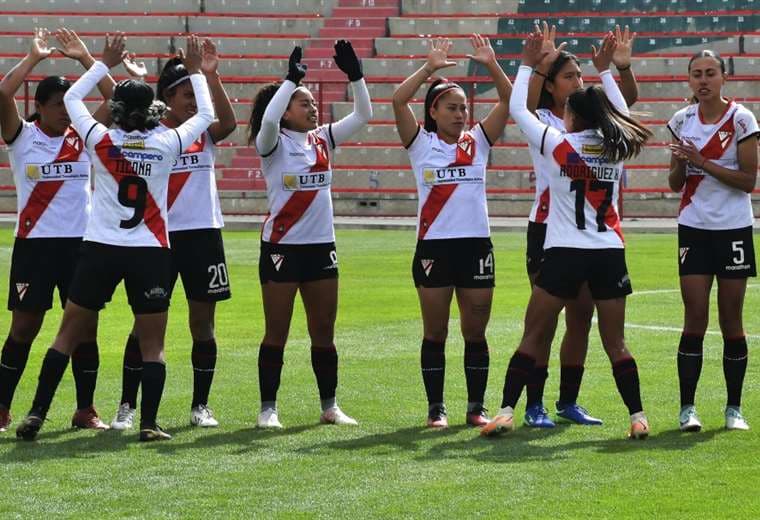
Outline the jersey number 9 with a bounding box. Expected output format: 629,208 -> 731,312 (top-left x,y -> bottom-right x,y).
118,176 -> 148,229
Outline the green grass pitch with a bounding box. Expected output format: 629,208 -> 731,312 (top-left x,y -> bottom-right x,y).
0,228 -> 758,517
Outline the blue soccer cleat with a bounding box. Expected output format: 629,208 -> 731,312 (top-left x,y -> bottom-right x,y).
524,403 -> 556,428
555,401 -> 603,425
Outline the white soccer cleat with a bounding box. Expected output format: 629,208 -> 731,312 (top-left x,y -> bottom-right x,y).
190,404 -> 219,428
629,411 -> 650,440
725,407 -> 750,431
480,406 -> 515,437
257,408 -> 283,429
110,403 -> 136,431
320,406 -> 358,426
679,405 -> 702,432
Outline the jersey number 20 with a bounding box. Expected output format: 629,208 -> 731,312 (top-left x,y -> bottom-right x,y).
118,176 -> 148,229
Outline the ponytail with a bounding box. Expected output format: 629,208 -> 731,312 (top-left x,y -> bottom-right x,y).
567,85 -> 652,163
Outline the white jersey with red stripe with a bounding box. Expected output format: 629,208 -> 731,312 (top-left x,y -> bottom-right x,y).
546,131 -> 625,249
63,61 -> 215,248
407,124 -> 492,240
528,70 -> 629,224
260,126 -> 335,244
511,65 -> 625,250
667,101 -> 759,230
528,109 -> 564,223
6,120 -> 91,239
163,125 -> 224,232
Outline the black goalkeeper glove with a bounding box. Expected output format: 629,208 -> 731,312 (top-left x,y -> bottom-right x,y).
286,46 -> 307,83
333,40 -> 363,82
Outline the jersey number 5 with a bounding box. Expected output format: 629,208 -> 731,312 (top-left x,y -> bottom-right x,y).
570,179 -> 614,232
118,176 -> 148,229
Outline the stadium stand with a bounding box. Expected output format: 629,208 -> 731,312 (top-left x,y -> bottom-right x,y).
1,0 -> 760,218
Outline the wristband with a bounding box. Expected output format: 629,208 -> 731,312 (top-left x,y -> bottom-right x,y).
616,64 -> 631,71
534,70 -> 548,79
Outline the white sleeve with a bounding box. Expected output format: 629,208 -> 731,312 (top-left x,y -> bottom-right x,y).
328,78 -> 372,148
599,69 -> 628,116
63,60 -> 109,147
255,80 -> 297,156
168,74 -> 214,155
667,108 -> 686,141
509,65 -> 563,156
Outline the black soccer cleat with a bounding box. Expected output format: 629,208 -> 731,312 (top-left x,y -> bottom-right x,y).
16,412 -> 44,441
139,423 -> 172,442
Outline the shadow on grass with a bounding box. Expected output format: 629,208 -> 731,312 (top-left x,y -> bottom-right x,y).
292,423 -> 728,463
0,423 -> 323,461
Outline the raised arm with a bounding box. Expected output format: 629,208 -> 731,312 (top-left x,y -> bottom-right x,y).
511,32 -> 563,153
527,22 -> 567,113
329,40 -> 372,147
200,38 -> 237,143
592,32 -> 629,116
392,38 -> 456,147
63,33 -> 128,144
254,46 -> 306,155
469,34 -> 511,144
171,36 -> 216,156
611,25 -> 639,107
0,28 -> 54,141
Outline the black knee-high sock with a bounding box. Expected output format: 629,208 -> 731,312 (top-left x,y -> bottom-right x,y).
258,343 -> 284,404
558,365 -> 584,405
0,336 -> 32,408
191,339 -> 217,408
120,335 -> 142,408
140,362 -> 166,429
500,352 -> 535,409
723,336 -> 748,408
30,349 -> 70,417
525,365 -> 548,408
421,339 -> 445,405
612,357 -> 643,415
677,333 -> 704,407
311,345 -> 338,402
464,340 -> 489,405
71,342 -> 99,410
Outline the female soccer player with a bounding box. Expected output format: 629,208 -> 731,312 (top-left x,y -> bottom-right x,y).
392,35 -> 510,428
668,50 -> 759,432
15,33 -> 214,442
249,41 -> 371,428
0,28 -> 127,433
110,38 -> 237,431
521,24 -> 639,428
482,29 -> 652,439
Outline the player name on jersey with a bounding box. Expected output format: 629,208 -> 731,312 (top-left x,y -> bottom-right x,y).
422,165 -> 484,186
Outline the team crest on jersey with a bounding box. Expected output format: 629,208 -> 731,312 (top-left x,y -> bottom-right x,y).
421,259 -> 434,277
65,136 -> 81,152
15,283 -> 29,301
679,247 -> 689,264
718,130 -> 733,149
270,254 -> 285,272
